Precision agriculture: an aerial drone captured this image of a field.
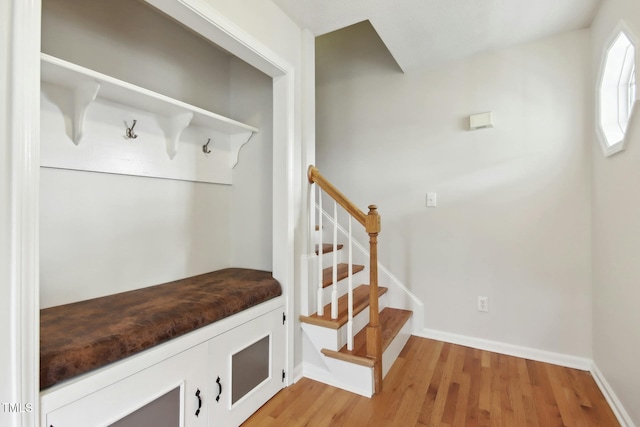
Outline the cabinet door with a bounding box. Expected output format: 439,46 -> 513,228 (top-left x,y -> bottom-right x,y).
209,308 -> 285,427
45,343 -> 208,427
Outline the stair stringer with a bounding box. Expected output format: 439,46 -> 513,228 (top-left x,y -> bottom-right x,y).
318,209 -> 425,333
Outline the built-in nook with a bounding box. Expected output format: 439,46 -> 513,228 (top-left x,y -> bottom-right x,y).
40,0 -> 274,307
39,1 -> 285,425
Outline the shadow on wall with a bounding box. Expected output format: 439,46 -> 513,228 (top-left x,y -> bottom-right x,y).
316,20 -> 403,82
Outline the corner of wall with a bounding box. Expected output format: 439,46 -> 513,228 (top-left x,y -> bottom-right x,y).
591,362 -> 637,427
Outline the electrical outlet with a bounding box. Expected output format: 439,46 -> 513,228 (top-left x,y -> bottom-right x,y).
477,296 -> 489,313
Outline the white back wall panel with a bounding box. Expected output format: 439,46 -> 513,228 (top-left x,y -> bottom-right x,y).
40,168 -> 232,308
316,23 -> 592,358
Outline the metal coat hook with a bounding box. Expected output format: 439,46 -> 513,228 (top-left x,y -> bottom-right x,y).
126,120 -> 138,139
203,138 -> 212,154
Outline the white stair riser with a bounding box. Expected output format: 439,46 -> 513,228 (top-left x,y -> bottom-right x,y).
320,248 -> 345,265
319,269 -> 369,305
303,311 -> 411,398
382,313 -> 412,379
301,323 -> 341,354
319,249 -> 369,269
301,292 -> 389,353
337,293 -> 389,350
318,248 -> 369,266
302,360 -> 374,398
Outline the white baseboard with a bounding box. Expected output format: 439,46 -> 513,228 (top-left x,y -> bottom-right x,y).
416,328 -> 636,426
415,328 -> 592,371
591,362 -> 636,427
292,362 -> 305,384
296,326 -> 635,426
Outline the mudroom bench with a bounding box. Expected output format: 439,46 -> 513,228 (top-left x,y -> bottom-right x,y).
40,268 -> 286,427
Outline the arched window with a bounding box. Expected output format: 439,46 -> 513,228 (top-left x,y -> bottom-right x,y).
597,28 -> 637,156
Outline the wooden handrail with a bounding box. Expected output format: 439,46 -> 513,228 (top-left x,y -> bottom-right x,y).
308,165 -> 383,394
308,166 -> 367,228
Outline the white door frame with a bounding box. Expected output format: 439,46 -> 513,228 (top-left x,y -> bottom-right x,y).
7,1 -> 296,425
5,0 -> 41,426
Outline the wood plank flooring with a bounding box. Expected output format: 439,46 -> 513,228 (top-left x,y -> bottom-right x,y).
243,336 -> 619,427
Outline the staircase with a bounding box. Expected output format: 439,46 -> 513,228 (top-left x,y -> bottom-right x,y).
300,166 -> 415,397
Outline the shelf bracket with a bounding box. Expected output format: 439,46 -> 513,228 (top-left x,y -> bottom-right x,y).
229,131 -> 256,168
165,112 -> 194,160
72,81 -> 101,144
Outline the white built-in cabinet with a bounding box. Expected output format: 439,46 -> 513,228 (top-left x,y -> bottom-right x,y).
40,3 -> 282,425
45,342 -> 208,427
209,305 -> 285,427
41,302 -> 285,427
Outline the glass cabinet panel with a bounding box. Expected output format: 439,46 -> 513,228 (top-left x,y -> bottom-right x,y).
231,335 -> 270,405
110,387 -> 180,427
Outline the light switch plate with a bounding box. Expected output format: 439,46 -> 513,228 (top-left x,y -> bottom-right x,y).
426,193 -> 437,207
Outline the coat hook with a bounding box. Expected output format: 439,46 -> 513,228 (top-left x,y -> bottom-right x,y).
203,138 -> 212,154
126,120 -> 138,139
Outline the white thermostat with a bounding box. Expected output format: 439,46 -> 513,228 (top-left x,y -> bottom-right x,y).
469,112 -> 494,130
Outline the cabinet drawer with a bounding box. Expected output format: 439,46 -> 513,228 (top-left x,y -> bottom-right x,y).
209,307 -> 285,427
45,343 -> 208,427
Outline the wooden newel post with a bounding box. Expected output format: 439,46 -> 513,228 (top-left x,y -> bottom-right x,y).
365,204 -> 383,393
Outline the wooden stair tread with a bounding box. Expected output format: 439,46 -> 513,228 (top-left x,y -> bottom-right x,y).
299,285 -> 388,329
322,263 -> 365,288
321,308 -> 412,367
315,243 -> 344,255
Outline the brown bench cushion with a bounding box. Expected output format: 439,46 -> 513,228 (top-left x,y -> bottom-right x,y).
40,268 -> 282,390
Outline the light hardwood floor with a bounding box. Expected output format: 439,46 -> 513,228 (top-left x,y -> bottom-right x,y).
243,336 -> 619,426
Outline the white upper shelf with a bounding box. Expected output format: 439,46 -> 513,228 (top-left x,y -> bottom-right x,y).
40,53 -> 259,135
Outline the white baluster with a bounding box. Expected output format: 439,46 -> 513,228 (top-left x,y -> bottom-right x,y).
317,188 -> 324,316
331,201 -> 338,319
347,215 -> 354,351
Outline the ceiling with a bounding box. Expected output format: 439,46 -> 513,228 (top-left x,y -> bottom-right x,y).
273,0 -> 601,72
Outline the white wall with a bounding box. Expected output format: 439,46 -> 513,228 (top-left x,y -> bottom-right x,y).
39,0 -> 275,307
591,0 -> 640,424
42,0 -> 231,114
316,23 -> 593,358
39,170 -> 233,307
230,58 -> 274,270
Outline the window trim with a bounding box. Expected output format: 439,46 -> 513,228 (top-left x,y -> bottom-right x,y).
596,23 -> 638,157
